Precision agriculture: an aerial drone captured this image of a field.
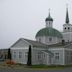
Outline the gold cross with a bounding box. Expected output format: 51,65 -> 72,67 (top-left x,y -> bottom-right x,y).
66,4 -> 68,8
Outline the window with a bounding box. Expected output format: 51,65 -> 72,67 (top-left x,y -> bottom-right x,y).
55,53 -> 59,55
55,53 -> 59,60
25,52 -> 28,61
44,54 -> 45,57
19,52 -> 22,59
68,27 -> 70,29
38,52 -> 41,60
0,55 -> 3,59
70,52 -> 72,55
49,21 -> 50,24
49,38 -> 52,41
39,38 -> 41,42
55,56 -> 59,60
70,52 -> 72,62
71,56 -> 72,62
5,55 -> 7,59
14,52 -> 16,58
68,40 -> 69,42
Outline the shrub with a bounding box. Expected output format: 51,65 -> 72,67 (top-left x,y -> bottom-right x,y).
6,60 -> 15,65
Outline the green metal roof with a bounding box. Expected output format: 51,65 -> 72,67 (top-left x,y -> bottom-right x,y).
35,27 -> 63,38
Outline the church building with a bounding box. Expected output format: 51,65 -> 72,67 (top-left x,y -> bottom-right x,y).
10,7 -> 72,65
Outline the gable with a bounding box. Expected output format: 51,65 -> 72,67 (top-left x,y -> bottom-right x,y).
11,38 -> 31,48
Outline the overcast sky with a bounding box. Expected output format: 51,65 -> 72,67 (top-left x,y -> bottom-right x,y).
0,0 -> 72,48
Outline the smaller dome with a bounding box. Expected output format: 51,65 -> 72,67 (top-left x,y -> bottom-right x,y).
45,17 -> 53,21
45,12 -> 53,21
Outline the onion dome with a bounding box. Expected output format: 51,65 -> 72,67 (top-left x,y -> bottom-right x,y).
45,11 -> 53,21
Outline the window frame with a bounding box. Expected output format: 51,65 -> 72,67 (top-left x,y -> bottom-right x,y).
49,38 -> 52,42
55,53 -> 59,60
19,52 -> 22,59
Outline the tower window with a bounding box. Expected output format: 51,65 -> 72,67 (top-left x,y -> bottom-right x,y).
49,21 -> 50,24
68,27 -> 70,29
65,27 -> 66,29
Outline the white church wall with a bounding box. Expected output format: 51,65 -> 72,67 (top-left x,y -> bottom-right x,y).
63,24 -> 72,32
36,36 -> 62,45
49,48 -> 65,65
46,21 -> 53,28
42,51 -> 52,65
62,32 -> 72,42
31,47 -> 47,65
11,44 -> 48,65
45,37 -> 62,45
11,48 -> 29,64
10,39 -> 32,64
64,48 -> 72,65
36,36 -> 46,43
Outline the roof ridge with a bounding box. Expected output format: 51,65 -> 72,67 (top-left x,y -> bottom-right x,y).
20,38 -> 48,47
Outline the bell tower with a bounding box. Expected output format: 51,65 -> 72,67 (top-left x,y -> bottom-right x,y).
63,5 -> 72,42
63,5 -> 72,32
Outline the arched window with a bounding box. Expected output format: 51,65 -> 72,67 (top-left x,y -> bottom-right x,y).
49,38 -> 52,41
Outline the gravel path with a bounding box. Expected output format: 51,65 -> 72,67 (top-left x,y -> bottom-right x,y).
0,67 -> 72,72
